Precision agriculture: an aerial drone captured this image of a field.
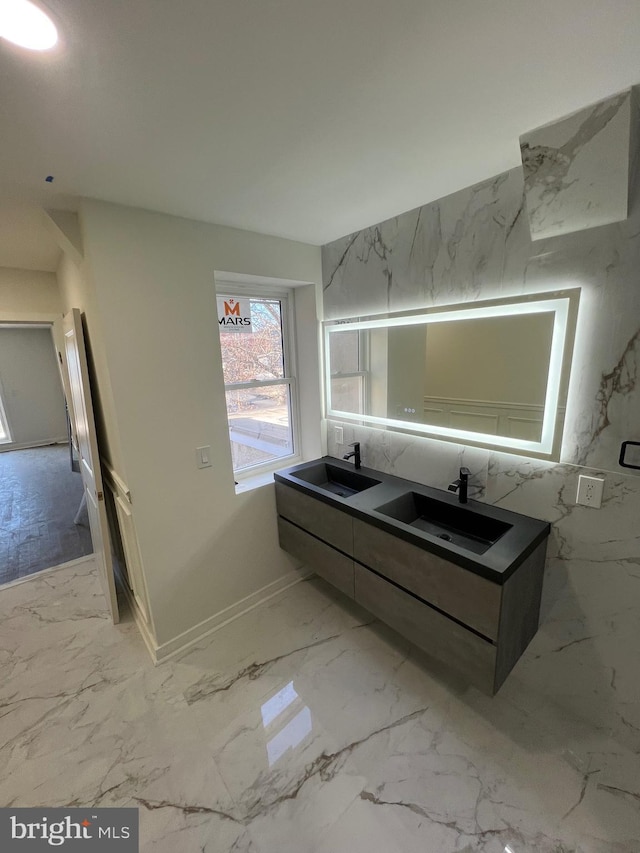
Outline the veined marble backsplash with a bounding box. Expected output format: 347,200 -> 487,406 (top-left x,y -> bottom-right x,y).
322,171 -> 640,475
321,99 -> 640,749
520,90 -> 634,240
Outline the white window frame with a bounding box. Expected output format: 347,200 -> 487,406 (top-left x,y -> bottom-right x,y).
0,376 -> 12,444
328,327 -> 370,417
216,282 -> 301,481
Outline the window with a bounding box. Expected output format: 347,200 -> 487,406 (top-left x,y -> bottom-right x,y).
328,328 -> 368,415
217,288 -> 298,476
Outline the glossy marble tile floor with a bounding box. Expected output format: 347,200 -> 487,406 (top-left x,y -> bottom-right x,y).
0,445 -> 92,584
2,561 -> 639,853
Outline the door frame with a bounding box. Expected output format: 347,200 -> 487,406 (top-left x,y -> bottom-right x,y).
58,309 -> 119,623
0,316 -> 98,582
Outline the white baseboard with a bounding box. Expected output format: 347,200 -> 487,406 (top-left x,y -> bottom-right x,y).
152,568 -> 312,665
0,438 -> 68,453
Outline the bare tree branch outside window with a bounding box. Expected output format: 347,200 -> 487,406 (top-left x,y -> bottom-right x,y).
219,296 -> 295,472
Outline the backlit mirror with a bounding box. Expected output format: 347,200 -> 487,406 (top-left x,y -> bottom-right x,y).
325,289 -> 580,460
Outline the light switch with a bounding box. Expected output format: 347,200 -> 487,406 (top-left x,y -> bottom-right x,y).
196,446 -> 212,469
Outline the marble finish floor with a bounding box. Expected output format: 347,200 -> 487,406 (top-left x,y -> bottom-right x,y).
0,445 -> 92,584
1,561 -> 639,853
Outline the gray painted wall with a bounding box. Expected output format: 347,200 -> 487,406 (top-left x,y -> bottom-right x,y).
0,327 -> 67,449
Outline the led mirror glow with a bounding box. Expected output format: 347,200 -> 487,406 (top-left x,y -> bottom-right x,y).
0,0 -> 58,50
324,289 -> 580,461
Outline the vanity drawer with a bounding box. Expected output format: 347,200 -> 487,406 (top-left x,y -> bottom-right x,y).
354,564 -> 495,692
353,519 -> 501,640
275,482 -> 353,554
278,517 -> 355,599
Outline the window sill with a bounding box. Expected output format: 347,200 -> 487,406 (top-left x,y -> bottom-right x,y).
234,453 -> 302,494
234,470 -> 277,495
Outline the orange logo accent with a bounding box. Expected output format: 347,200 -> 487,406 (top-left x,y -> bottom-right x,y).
81,820 -> 91,827
224,300 -> 241,316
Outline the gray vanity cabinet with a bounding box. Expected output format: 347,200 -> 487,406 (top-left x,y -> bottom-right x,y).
275,482 -> 355,598
275,474 -> 548,695
353,564 -> 496,691
352,519 -> 501,640
352,519 -> 546,693
274,482 -> 352,553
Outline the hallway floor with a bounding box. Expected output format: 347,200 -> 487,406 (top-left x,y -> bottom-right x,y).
0,444 -> 92,584
1,561 -> 638,853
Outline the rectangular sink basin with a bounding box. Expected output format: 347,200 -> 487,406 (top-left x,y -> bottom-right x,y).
374,491 -> 512,555
293,462 -> 381,498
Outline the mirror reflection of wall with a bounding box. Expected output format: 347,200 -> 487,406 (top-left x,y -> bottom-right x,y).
421,312 -> 554,441
329,311 -> 556,442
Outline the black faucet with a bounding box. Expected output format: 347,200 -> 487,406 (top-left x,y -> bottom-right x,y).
343,441 -> 361,470
448,467 -> 470,503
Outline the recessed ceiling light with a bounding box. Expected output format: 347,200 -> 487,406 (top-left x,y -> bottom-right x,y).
0,0 -> 58,51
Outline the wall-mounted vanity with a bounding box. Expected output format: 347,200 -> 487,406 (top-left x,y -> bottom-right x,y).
275,457 -> 550,695
325,288 -> 580,461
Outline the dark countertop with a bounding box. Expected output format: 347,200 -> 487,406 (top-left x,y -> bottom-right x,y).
274,456 -> 550,585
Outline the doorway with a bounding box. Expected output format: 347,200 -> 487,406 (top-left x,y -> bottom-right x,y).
0,323 -> 93,585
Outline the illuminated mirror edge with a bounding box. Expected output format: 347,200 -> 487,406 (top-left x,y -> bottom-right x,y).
323,289 -> 581,462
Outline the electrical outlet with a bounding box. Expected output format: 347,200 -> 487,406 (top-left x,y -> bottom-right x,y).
334,426 -> 344,445
576,475 -> 604,508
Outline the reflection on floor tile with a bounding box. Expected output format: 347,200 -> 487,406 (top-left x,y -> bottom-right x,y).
1,562 -> 638,852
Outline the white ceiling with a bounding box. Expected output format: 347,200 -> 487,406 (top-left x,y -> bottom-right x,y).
1,0 -> 640,272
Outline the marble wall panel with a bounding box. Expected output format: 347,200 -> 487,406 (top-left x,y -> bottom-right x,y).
325,419 -> 489,500
520,90 -> 632,240
322,163 -> 640,474
322,169 -> 530,320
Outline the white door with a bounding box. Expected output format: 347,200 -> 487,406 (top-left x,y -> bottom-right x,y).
60,309 -> 119,623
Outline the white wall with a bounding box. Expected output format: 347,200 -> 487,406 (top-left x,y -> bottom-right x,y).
75,199 -> 323,649
0,327 -> 67,449
0,267 -> 61,320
